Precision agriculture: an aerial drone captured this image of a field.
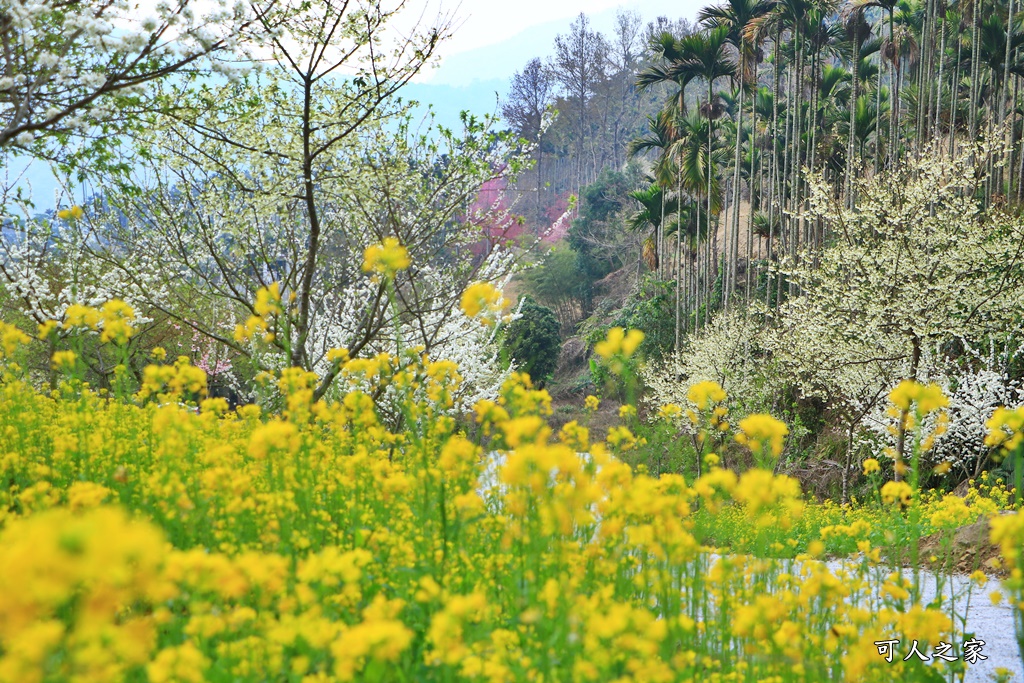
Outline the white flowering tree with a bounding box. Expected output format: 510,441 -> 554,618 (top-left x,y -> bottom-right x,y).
858,341 -> 1024,480
642,307 -> 785,416
64,1 -> 528,400
0,0 -> 267,360
646,142 -> 1024,496
0,0 -> 533,402
0,0 -> 268,164
776,143 -> 1024,481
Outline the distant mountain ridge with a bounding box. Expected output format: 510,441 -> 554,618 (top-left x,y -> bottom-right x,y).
421,0 -> 696,87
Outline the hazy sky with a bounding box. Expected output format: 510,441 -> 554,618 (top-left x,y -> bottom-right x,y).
404,0 -> 702,70
12,0 -> 707,209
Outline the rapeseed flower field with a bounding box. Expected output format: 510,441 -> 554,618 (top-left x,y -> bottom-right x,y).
0,273 -> 1022,682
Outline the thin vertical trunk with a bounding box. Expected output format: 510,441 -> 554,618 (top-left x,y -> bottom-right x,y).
766,208 -> 775,309
875,50 -> 883,174
847,24 -> 860,208
695,200 -> 702,332
1010,73 -> 1019,198
1002,0 -> 1016,195
722,174 -> 731,312
659,185 -> 666,279
969,0 -> 981,148
807,46 -> 819,255
1001,0 -> 1015,127
676,155 -> 683,347
789,28 -> 803,296
917,0 -> 933,147
950,25 -> 962,155
729,49 -> 746,311
934,12 -> 946,146
781,42 -> 794,256
1017,90 -> 1024,201
776,44 -> 789,309
746,61 -> 760,303
768,25 -> 782,310
707,77 -> 715,329
769,23 -> 782,235
675,226 -> 682,348
888,9 -> 898,168
690,226 -> 697,335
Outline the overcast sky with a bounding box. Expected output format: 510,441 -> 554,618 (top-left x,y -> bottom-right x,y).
12,0 -> 707,210
402,0 -> 703,84
424,0 -> 696,54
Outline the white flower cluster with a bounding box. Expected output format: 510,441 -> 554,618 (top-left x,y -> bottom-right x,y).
0,0 -> 261,150
645,141 -> 1024,474
858,342 -> 1024,474
643,307 -> 783,417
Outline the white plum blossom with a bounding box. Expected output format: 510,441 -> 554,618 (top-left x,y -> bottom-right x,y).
645,139 -> 1024,493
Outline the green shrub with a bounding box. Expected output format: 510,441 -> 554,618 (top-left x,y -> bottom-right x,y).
503,297 -> 561,385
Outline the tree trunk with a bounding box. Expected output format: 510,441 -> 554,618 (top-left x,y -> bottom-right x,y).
847,25 -> 860,208
843,422 -> 856,504
788,28 -> 803,296
888,9 -> 898,168
894,335 -> 923,481
729,51 -> 746,312
747,61 -> 760,303
934,11 -> 946,147
950,23 -> 962,156
969,0 -> 981,149
707,77 -> 715,329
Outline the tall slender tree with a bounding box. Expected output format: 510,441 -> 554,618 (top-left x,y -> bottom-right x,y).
699,0 -> 771,311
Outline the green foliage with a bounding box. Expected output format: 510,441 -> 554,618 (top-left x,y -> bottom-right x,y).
502,297 -> 561,385
618,414 -> 700,479
519,244 -> 592,331
607,276 -> 676,361
567,169 -> 631,306
584,340 -> 641,403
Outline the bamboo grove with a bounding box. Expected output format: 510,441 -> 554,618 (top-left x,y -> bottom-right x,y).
628,0 -> 1024,344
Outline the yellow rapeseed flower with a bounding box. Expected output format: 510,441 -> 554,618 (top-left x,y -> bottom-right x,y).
686,381 -> 727,411
990,510 -> 1024,565
658,404 -> 683,420
594,327 -> 644,360
253,282 -> 283,318
56,205 -> 84,220
880,480 -> 914,507
985,406 -> 1024,455
62,303 -> 101,331
148,642 -> 209,683
862,458 -> 880,475
888,379 -> 949,415
0,321 -> 30,358
327,347 -> 350,364
735,414 -> 789,457
362,237 -> 410,276
51,350 -> 77,371
99,300 -> 135,344
36,320 -> 58,340
460,281 -> 503,322
234,315 -> 270,343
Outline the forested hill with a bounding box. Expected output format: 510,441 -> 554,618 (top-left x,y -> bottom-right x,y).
501,1 -> 1024,494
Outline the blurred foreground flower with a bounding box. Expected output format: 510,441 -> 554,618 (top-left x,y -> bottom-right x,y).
363,237 -> 410,277
460,281 -> 505,325
735,414 -> 789,460
594,327 -> 644,360
985,406 -> 1024,456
